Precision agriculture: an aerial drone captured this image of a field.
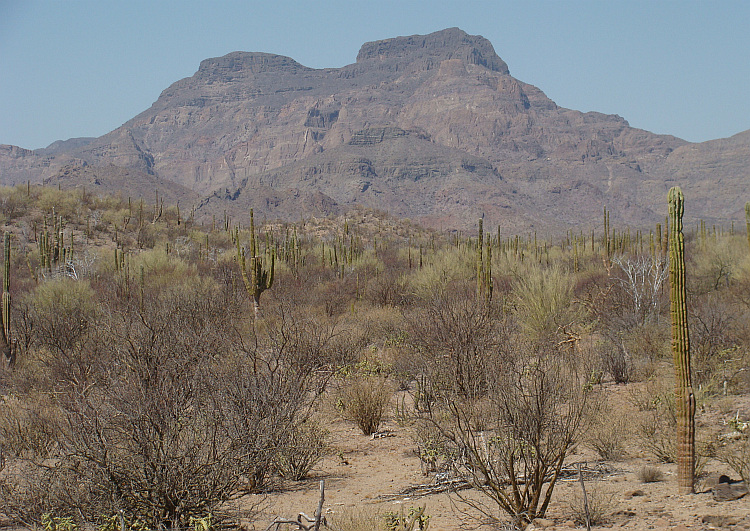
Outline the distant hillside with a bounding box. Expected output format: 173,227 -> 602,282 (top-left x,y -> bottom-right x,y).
1,28 -> 747,233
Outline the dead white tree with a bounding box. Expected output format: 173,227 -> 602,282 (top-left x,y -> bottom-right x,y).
612,254 -> 668,324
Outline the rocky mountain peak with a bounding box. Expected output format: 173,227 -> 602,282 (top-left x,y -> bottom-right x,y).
355,27 -> 509,74
196,51 -> 311,80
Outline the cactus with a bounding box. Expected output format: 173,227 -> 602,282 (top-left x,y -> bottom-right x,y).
476,219 -> 484,299
1,232 -> 12,367
475,219 -> 492,302
668,186 -> 695,494
237,210 -> 275,317
745,202 -> 750,251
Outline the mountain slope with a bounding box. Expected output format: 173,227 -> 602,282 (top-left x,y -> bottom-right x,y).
1,28 -> 747,233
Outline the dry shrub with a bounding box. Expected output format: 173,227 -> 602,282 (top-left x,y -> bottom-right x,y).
0,394 -> 61,460
635,378 -> 713,468
587,408 -> 628,461
411,421 -> 453,476
512,264 -> 580,343
717,433 -> 750,485
337,376 -> 393,435
567,483 -> 618,526
274,420 -> 330,481
637,465 -> 664,483
599,338 -> 634,384
420,342 -> 594,528
638,403 -> 677,463
627,378 -> 664,411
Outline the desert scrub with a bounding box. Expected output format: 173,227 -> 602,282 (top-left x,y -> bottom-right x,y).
412,422 -> 452,476
566,483 -> 617,526
717,415 -> 750,484
336,375 -> 393,435
637,465 -> 664,483
326,506 -> 386,531
384,506 -> 430,531
587,411 -> 628,461
274,420 -> 330,481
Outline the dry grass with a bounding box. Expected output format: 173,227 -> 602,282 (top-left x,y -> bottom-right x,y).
637,465 -> 664,483
566,483 -> 618,526
325,506 -> 387,531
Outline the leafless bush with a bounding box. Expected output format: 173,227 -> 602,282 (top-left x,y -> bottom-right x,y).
0,274 -> 337,528
716,433 -> 750,485
587,409 -> 628,461
337,376 -> 393,435
611,254 -> 668,326
421,339 -> 594,528
638,405 -> 677,463
274,420 -> 331,481
599,338 -> 634,384
407,286 -> 506,400
567,482 -> 618,526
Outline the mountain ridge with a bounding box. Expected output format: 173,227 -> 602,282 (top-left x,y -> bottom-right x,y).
0,28 -> 747,233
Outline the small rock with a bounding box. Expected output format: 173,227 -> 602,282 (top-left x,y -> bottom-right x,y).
712,476 -> 749,502
671,526 -> 690,531
654,518 -> 670,527
625,489 -> 646,498
701,514 -> 741,527
531,518 -> 554,528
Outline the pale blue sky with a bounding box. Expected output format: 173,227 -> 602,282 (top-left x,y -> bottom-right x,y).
1,0 -> 748,150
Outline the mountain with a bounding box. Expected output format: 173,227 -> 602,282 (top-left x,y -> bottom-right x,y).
1,28 -> 747,233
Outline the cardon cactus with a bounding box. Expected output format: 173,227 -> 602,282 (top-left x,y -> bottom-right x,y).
1,232 -> 12,367
237,209 -> 275,317
668,187 -> 695,494
745,202 -> 750,251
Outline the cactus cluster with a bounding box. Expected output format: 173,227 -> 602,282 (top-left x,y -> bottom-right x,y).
668,186 -> 695,494
39,211 -> 73,274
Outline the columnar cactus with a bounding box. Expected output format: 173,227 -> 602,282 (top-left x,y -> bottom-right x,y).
745,202 -> 750,252
668,186 -> 695,494
1,232 -> 12,367
237,209 -> 275,317
476,218 -> 484,300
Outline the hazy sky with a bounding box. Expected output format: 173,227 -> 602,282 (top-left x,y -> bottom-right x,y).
1,0 -> 748,150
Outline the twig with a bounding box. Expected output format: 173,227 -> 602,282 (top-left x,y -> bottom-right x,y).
314,480 -> 325,531
263,480 -> 327,531
578,462 -> 591,531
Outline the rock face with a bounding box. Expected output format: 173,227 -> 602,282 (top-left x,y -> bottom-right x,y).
0,28 -> 748,232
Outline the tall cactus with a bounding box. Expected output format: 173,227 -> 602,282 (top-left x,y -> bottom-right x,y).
1,232 -> 12,367
237,209 -> 275,317
668,186 -> 695,494
745,202 -> 750,252
476,218 -> 484,300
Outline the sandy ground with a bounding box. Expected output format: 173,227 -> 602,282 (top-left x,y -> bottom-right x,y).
248,385 -> 750,531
